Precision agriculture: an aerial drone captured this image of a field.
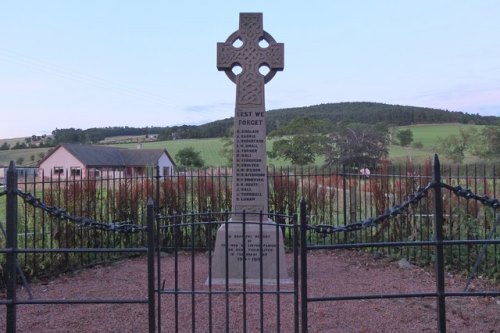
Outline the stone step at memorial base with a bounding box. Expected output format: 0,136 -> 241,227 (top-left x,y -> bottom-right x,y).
208,220 -> 290,285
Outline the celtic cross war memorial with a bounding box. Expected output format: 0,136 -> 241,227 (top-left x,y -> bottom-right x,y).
210,13 -> 288,283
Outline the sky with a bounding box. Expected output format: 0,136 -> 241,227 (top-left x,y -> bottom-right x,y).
1,1 -> 499,139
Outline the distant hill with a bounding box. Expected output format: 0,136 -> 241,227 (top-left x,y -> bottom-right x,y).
2,102 -> 497,145
188,102 -> 498,138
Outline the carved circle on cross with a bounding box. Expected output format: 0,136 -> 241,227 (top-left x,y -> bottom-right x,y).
222,30 -> 279,85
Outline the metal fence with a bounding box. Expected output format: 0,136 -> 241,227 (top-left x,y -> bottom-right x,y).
1,158 -> 498,283
0,161 -> 156,332
300,155 -> 499,333
1,155 -> 499,332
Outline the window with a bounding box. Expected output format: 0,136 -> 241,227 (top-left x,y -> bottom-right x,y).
70,167 -> 81,177
53,167 -> 64,176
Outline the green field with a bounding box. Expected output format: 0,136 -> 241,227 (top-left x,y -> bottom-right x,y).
113,138 -> 232,167
0,136 -> 35,147
388,123 -> 486,164
112,138 -> 294,167
0,147 -> 48,167
0,123 -> 489,167
395,123 -> 485,148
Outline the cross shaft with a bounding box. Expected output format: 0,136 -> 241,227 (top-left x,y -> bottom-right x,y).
217,13 -> 284,217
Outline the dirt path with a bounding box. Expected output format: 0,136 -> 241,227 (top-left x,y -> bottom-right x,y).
1,250 -> 499,332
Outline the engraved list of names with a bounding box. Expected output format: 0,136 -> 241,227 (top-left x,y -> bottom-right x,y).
233,108 -> 267,216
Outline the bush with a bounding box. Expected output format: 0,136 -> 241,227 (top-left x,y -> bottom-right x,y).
412,141 -> 423,149
175,147 -> 205,168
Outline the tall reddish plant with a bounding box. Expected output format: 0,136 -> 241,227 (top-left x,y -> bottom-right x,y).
193,172 -> 230,212
302,175 -> 337,223
43,178 -> 99,248
371,159 -> 391,216
269,172 -> 299,217
160,175 -> 188,215
115,177 -> 142,221
44,178 -> 97,215
66,179 -> 98,217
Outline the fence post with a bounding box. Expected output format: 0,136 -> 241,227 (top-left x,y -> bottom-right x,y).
432,154 -> 446,333
155,166 -> 160,214
299,198 -> 308,333
6,161 -> 18,333
293,211 -> 299,333
341,165 -> 348,243
147,198 -> 156,333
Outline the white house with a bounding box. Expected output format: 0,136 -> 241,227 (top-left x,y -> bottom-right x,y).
38,144 -> 175,178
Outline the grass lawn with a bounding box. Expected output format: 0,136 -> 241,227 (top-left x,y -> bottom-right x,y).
395,123 -> 485,148
112,138 -> 292,167
0,123 -> 490,168
112,138 -> 228,167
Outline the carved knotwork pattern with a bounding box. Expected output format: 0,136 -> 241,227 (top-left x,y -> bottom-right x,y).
217,13 -> 284,106
238,72 -> 263,105
240,14 -> 262,42
218,44 -> 237,68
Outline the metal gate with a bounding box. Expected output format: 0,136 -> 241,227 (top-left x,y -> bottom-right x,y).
153,210 -> 300,332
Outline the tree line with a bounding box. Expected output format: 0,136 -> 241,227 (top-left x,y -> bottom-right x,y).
163,102 -> 497,140
262,118 -> 500,168
266,102 -> 497,129
2,102 -> 497,150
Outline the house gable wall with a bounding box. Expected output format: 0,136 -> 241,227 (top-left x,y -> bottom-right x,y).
38,146 -> 85,178
158,152 -> 175,176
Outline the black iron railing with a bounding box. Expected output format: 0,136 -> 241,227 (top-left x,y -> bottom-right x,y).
1,160 -> 498,282
1,155 -> 499,332
300,155 -> 499,333
1,161 -> 156,332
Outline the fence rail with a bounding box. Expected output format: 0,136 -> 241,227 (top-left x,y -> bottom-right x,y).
1,159 -> 499,283
1,156 -> 499,332
1,161 -> 156,332
300,155 -> 499,333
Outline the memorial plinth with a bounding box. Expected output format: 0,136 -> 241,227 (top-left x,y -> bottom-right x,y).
210,13 -> 289,284
210,223 -> 288,284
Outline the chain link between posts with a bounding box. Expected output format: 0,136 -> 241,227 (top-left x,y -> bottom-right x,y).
16,189 -> 147,234
441,183 -> 499,209
308,181 -> 498,235
309,182 -> 434,234
9,181 -> 499,235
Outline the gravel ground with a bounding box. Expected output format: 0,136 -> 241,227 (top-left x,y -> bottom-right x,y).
1,250 -> 499,332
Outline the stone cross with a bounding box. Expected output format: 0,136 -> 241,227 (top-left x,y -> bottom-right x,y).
210,13 -> 288,284
217,12 -> 284,218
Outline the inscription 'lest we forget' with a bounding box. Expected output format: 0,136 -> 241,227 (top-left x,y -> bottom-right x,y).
234,110 -> 266,206
217,12 -> 284,219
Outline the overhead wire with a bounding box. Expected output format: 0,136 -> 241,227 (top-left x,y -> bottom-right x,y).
0,47 -> 174,107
